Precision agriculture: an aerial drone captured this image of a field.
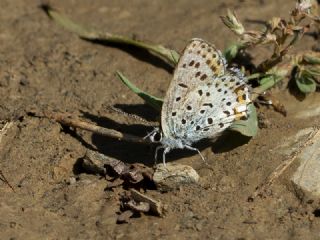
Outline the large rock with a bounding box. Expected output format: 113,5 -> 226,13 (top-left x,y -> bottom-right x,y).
291,128 -> 320,203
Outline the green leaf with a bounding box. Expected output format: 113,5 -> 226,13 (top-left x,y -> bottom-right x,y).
41,4 -> 179,66
250,73 -> 284,100
258,74 -> 277,86
229,103 -> 258,137
116,71 -> 163,111
295,74 -> 317,93
247,73 -> 264,80
223,43 -> 243,62
305,67 -> 320,77
303,54 -> 320,65
41,4 -> 93,37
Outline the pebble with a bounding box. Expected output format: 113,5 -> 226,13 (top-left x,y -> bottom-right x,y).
153,163 -> 200,192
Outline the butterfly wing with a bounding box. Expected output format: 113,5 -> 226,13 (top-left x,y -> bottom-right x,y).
161,38 -> 250,145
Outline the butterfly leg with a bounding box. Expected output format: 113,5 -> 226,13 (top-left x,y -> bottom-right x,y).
185,145 -> 213,170
185,145 -> 205,161
154,145 -> 163,165
162,147 -> 171,167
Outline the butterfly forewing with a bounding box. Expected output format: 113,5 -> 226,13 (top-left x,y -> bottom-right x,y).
161,38 -> 250,144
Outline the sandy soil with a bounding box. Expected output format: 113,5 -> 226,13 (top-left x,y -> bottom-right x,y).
0,0 -> 320,239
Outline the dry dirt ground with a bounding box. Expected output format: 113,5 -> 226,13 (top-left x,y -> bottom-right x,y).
1,0 -> 320,239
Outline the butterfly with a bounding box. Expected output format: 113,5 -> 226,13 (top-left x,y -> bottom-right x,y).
149,38 -> 251,165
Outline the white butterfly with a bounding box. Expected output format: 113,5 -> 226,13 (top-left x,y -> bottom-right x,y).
149,38 -> 251,165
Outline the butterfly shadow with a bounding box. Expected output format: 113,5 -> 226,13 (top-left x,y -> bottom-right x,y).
155,141 -> 212,164
209,130 -> 251,153
79,111 -> 157,166
152,132 -> 251,165
86,40 -> 174,73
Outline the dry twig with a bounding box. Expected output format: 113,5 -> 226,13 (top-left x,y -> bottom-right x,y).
42,111 -> 152,145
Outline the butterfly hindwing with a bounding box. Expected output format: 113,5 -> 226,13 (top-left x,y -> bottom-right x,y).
161,39 -> 225,137
161,38 -> 250,144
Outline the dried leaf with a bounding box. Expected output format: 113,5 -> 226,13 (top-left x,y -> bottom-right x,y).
269,17 -> 281,31
220,10 -> 245,35
126,200 -> 150,213
296,0 -> 313,12
83,150 -> 154,184
129,189 -> 164,216
242,31 -> 264,45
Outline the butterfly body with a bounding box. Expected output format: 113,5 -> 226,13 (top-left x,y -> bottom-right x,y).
152,38 -> 251,164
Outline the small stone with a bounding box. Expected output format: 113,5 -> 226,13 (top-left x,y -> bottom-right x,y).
195,222 -> 203,231
9,222 -> 16,228
153,163 -> 200,191
68,177 -> 77,185
116,210 -> 134,224
19,77 -> 29,86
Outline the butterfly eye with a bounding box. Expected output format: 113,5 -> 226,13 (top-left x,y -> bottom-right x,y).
150,131 -> 162,143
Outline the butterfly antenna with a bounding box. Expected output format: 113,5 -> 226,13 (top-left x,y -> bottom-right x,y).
154,145 -> 163,166
107,106 -> 158,127
143,127 -> 159,140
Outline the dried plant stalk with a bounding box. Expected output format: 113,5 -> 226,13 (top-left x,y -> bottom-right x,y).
42,111 -> 152,144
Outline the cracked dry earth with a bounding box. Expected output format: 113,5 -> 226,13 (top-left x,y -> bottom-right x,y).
1,0 -> 320,239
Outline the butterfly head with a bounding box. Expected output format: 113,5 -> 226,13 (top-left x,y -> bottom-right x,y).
148,127 -> 162,143
148,127 -> 187,150
147,127 -> 201,165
